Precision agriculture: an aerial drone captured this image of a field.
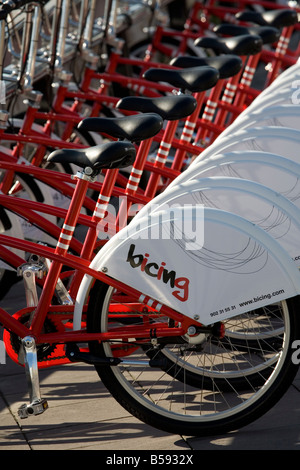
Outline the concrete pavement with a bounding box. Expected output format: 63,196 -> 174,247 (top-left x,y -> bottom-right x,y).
1,281 -> 300,451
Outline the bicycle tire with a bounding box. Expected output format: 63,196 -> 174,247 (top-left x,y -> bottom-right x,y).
87,280 -> 300,436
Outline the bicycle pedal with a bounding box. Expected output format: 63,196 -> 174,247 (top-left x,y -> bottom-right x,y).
18,399 -> 48,419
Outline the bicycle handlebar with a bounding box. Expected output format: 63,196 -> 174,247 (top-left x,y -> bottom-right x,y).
0,0 -> 45,20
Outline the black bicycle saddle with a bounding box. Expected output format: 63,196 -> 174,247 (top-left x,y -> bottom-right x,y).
47,141 -> 137,171
213,24 -> 280,45
170,55 -> 243,79
115,95 -> 197,121
235,9 -> 298,28
194,34 -> 263,56
143,66 -> 219,93
78,112 -> 163,143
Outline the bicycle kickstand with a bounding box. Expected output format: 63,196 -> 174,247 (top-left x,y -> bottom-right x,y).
18,336 -> 48,419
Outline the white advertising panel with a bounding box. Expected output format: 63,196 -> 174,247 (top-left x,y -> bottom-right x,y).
220,105 -> 300,138
129,176 -> 300,265
85,207 -> 300,325
169,127 -> 300,189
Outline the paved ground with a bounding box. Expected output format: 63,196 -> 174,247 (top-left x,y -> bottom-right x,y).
1,281 -> 300,452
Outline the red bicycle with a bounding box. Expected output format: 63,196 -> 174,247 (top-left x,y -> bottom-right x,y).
1,134 -> 300,437
1,0 -> 300,438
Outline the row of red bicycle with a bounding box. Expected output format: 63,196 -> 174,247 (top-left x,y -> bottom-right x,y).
0,0 -> 299,437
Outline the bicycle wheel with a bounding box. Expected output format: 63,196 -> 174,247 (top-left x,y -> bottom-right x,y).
87,280 -> 300,436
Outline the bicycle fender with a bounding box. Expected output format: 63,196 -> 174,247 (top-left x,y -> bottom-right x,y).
220,104 -> 300,138
137,176 -> 300,265
195,126 -> 300,164
163,125 -> 300,190
74,207 -> 300,327
126,152 -> 300,224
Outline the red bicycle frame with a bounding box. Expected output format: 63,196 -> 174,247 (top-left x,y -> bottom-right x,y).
0,167 -> 195,362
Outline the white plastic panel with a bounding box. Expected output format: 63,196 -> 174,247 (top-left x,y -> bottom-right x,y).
74,208 -> 300,326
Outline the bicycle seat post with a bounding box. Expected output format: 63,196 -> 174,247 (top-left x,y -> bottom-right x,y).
0,14 -> 5,97
0,9 -> 9,128
20,3 -> 42,93
144,118 -> 179,200
120,130 -> 158,217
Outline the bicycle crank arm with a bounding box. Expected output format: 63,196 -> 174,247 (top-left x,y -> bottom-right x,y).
18,336 -> 49,419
